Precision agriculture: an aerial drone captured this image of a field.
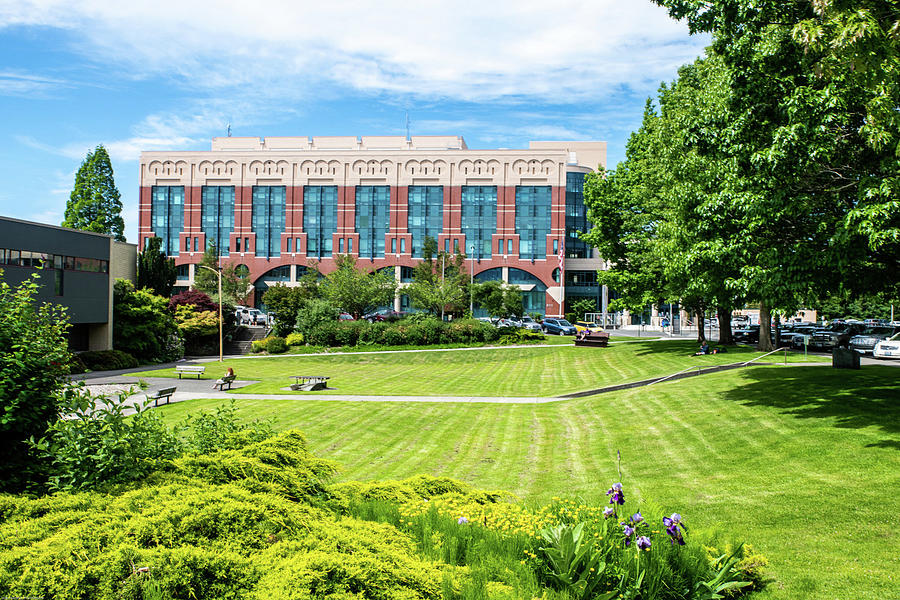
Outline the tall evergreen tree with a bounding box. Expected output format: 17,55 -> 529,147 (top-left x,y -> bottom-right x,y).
137,237 -> 177,297
62,145 -> 125,241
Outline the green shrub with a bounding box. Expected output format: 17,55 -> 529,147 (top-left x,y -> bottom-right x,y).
179,400 -> 273,455
113,279 -> 183,363
295,299 -> 340,340
285,332 -> 304,346
251,338 -> 268,353
0,272 -> 72,492
266,336 -> 287,354
76,350 -> 139,371
29,386 -> 181,492
67,353 -> 87,375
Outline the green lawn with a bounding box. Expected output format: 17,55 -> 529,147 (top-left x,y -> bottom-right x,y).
134,339 -> 825,396
156,361 -> 899,600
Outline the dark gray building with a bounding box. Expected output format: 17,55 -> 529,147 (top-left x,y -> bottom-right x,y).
0,216 -> 137,351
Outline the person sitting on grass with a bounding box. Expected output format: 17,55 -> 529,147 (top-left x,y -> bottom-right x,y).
694,341 -> 710,356
214,367 -> 235,389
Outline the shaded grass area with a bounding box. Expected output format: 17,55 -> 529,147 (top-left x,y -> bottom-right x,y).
134,339 -> 826,397
158,365 -> 899,600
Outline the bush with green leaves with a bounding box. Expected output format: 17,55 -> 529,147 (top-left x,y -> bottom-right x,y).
29,384 -> 181,492
285,332 -> 304,346
295,298 -> 340,340
306,317 -> 499,348
266,336 -> 287,354
76,349 -> 138,371
0,271 -> 71,492
113,279 -> 183,363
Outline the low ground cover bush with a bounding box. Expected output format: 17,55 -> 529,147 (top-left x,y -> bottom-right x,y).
3,414 -> 766,599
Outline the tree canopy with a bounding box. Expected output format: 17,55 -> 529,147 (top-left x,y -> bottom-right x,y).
62,145 -> 125,241
405,236 -> 470,318
320,255 -> 398,319
585,0 -> 900,349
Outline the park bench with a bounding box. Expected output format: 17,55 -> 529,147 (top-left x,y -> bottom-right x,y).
213,374 -> 237,390
290,376 -> 330,391
175,365 -> 206,379
148,386 -> 177,407
574,331 -> 610,348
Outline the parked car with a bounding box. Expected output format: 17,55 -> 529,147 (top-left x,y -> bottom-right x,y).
542,318 -> 576,335
873,332 -> 900,359
808,322 -> 866,350
363,308 -> 406,323
733,325 -> 760,344
520,316 -> 543,332
240,308 -> 266,326
849,326 -> 900,354
339,312 -> 355,321
787,325 -> 819,349
574,320 -> 603,333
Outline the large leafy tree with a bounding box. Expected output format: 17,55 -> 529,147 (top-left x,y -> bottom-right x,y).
651,0 -> 900,347
137,236 -> 177,297
193,242 -> 251,306
406,236 -> 470,317
62,145 -> 125,241
113,280 -> 183,363
321,255 -> 397,319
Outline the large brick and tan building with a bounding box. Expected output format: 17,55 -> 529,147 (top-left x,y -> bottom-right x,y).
139,135 -> 606,317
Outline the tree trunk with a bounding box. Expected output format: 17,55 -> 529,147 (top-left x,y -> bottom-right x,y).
757,303 -> 774,351
717,306 -> 734,345
696,309 -> 706,343
773,313 -> 782,349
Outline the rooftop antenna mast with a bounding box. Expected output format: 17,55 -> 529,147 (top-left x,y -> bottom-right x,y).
226,122 -> 232,137
405,111 -> 410,141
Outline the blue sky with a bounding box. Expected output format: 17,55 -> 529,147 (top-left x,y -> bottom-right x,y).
0,1 -> 708,242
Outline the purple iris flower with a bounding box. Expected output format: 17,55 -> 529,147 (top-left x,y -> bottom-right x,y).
662,513 -> 685,545
622,522 -> 635,543
636,536 -> 651,550
630,512 -> 643,524
458,517 -> 468,525
606,482 -> 625,505
603,506 -> 615,519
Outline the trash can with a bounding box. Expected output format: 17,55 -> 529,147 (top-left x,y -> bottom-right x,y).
832,347 -> 860,369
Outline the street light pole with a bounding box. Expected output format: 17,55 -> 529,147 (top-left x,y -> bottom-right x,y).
469,244 -> 475,315
198,265 -> 223,362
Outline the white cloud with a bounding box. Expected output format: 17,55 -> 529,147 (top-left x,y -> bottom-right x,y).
1,0 -> 707,103
0,71 -> 71,97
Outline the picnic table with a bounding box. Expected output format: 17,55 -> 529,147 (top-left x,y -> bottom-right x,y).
290,376 -> 330,391
574,331 -> 610,347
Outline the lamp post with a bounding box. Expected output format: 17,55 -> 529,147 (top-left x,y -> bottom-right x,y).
198,265 -> 223,362
469,243 -> 475,315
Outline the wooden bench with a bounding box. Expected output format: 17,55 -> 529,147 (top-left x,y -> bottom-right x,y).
574,331 -> 610,347
290,376 -> 330,391
175,365 -> 206,379
213,374 -> 236,391
148,386 -> 177,407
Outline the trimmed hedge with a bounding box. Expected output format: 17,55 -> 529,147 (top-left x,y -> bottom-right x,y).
307,318 -> 500,348
75,350 -> 139,372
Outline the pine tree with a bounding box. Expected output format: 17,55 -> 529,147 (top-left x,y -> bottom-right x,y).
62,145 -> 126,241
137,236 -> 177,297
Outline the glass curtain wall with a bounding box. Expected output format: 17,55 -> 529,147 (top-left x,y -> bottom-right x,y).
151,186 -> 184,256
509,267 -> 548,316
304,186 -> 338,258
515,186 -> 551,259
407,186 -> 443,257
252,186 -> 285,258
460,186 -> 496,258
355,186 -> 390,258
201,186 -> 234,254
565,172 -> 591,258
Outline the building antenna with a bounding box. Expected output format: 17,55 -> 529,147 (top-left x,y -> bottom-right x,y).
405,111 -> 410,141
226,122 -> 232,137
